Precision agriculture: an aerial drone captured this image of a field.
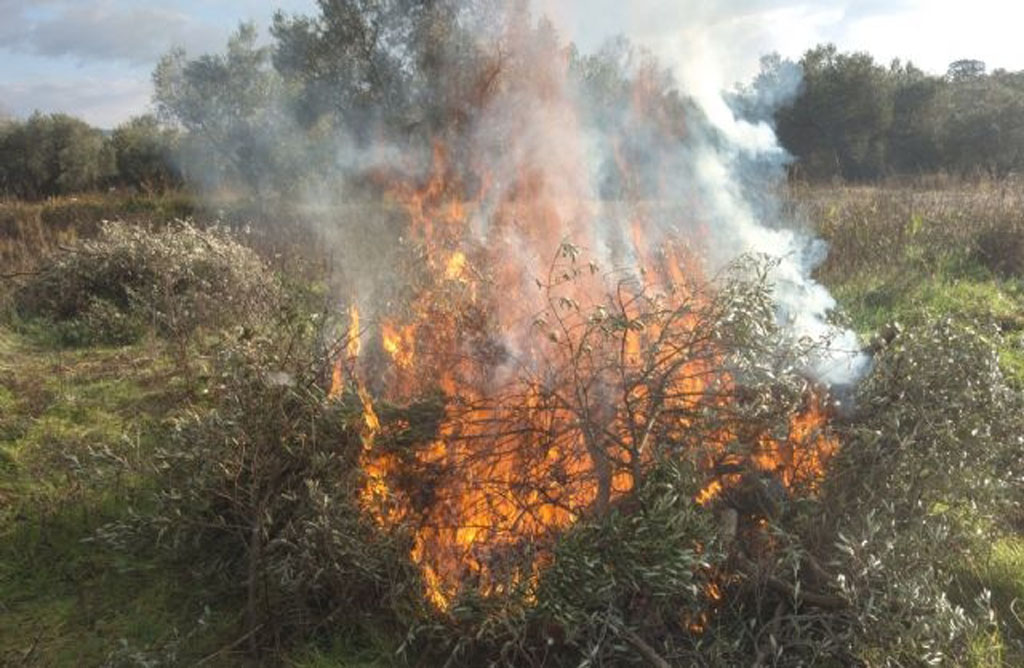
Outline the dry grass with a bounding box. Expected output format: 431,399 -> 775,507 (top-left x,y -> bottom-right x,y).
793,177 -> 1024,283
0,192 -> 197,278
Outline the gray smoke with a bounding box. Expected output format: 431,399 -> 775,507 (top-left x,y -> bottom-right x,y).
167,1 -> 868,387
539,1 -> 869,385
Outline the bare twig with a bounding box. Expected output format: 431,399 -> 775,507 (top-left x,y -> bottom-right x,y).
194,624 -> 264,666
738,556 -> 847,610
0,269 -> 40,280
617,626 -> 671,668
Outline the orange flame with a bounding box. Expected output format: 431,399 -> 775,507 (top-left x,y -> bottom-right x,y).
328,304 -> 361,400
332,30 -> 839,609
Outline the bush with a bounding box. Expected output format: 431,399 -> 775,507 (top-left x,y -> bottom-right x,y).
415,317 -> 1023,667
55,295 -> 147,346
822,318 -> 1024,663
14,220 -> 278,346
95,318 -> 423,658
96,264 -> 1022,665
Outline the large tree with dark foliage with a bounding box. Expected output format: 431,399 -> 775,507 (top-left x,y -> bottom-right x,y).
773,45 -> 893,180
109,114 -> 182,193
764,45 -> 1024,180
0,112 -> 113,199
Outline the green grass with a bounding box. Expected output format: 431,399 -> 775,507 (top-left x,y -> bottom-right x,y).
956,537 -> 1024,666
288,633 -> 398,668
0,327 -> 233,666
832,269 -> 1024,380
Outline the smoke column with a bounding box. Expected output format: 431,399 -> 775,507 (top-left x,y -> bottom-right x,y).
172,0 -> 868,388
526,0 -> 869,385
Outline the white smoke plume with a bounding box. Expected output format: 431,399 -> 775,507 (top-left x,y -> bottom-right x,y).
536,1 -> 869,386
167,0 -> 868,387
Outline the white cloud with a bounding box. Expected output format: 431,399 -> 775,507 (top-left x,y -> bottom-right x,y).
839,0 -> 1024,74
1,1 -> 223,65
543,0 -> 1024,84
0,76 -> 152,128
0,0 -> 317,126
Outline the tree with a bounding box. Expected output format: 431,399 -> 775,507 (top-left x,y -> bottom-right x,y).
776,44 -> 893,180
734,52 -> 804,124
886,61 -> 946,173
0,113 -> 113,199
944,71 -> 1024,176
270,0 -> 529,147
947,59 -> 986,82
110,114 -> 182,192
153,23 -> 292,195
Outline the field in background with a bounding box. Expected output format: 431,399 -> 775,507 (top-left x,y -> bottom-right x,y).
0,181 -> 1022,665
797,179 -> 1024,379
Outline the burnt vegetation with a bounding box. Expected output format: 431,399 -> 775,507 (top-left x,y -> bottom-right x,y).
1,2 -> 1024,667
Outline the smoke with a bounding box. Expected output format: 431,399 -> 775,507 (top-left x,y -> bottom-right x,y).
169,0 -> 867,388
681,90 -> 868,385
538,1 -> 869,386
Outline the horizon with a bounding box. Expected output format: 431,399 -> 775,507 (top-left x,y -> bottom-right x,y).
1,0 -> 1022,128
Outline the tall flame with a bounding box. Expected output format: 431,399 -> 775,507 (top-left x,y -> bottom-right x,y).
337,144 -> 840,609
330,17 -> 842,610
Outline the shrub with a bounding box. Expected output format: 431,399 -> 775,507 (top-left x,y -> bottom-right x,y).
822,318 -> 1024,663
97,264 -> 1022,665
98,320 -> 423,658
414,317 -> 1022,667
55,295 -> 147,346
14,220 -> 278,346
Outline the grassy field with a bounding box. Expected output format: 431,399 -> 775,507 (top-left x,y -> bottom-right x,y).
0,185 -> 1022,665
0,331 -> 224,665
797,179 -> 1024,380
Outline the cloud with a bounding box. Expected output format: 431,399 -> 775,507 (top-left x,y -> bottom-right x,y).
542,0 -> 1023,83
1,0 -> 224,65
0,76 -> 152,128
539,1 -> 836,91
0,1 -> 316,127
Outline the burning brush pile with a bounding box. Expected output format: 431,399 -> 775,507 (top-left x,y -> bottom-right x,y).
312,5 -> 867,637
133,5 -> 1024,665
331,158 -> 844,615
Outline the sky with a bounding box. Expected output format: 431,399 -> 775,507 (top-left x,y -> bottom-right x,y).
1,0 -> 1022,128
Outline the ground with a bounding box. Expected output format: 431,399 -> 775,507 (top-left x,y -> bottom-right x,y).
0,185 -> 1022,665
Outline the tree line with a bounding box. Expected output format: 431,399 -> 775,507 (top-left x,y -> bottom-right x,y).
3,19 -> 1023,201
747,46 -> 1024,180
0,112 -> 181,199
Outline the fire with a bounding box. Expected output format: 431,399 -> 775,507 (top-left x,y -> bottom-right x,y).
329,359 -> 343,400
444,250 -> 467,281
340,161 -> 840,608
347,304 -> 360,359
328,25 -> 841,611
381,322 -> 416,369
328,304 -> 361,399
755,395 -> 838,490
695,480 -> 724,507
